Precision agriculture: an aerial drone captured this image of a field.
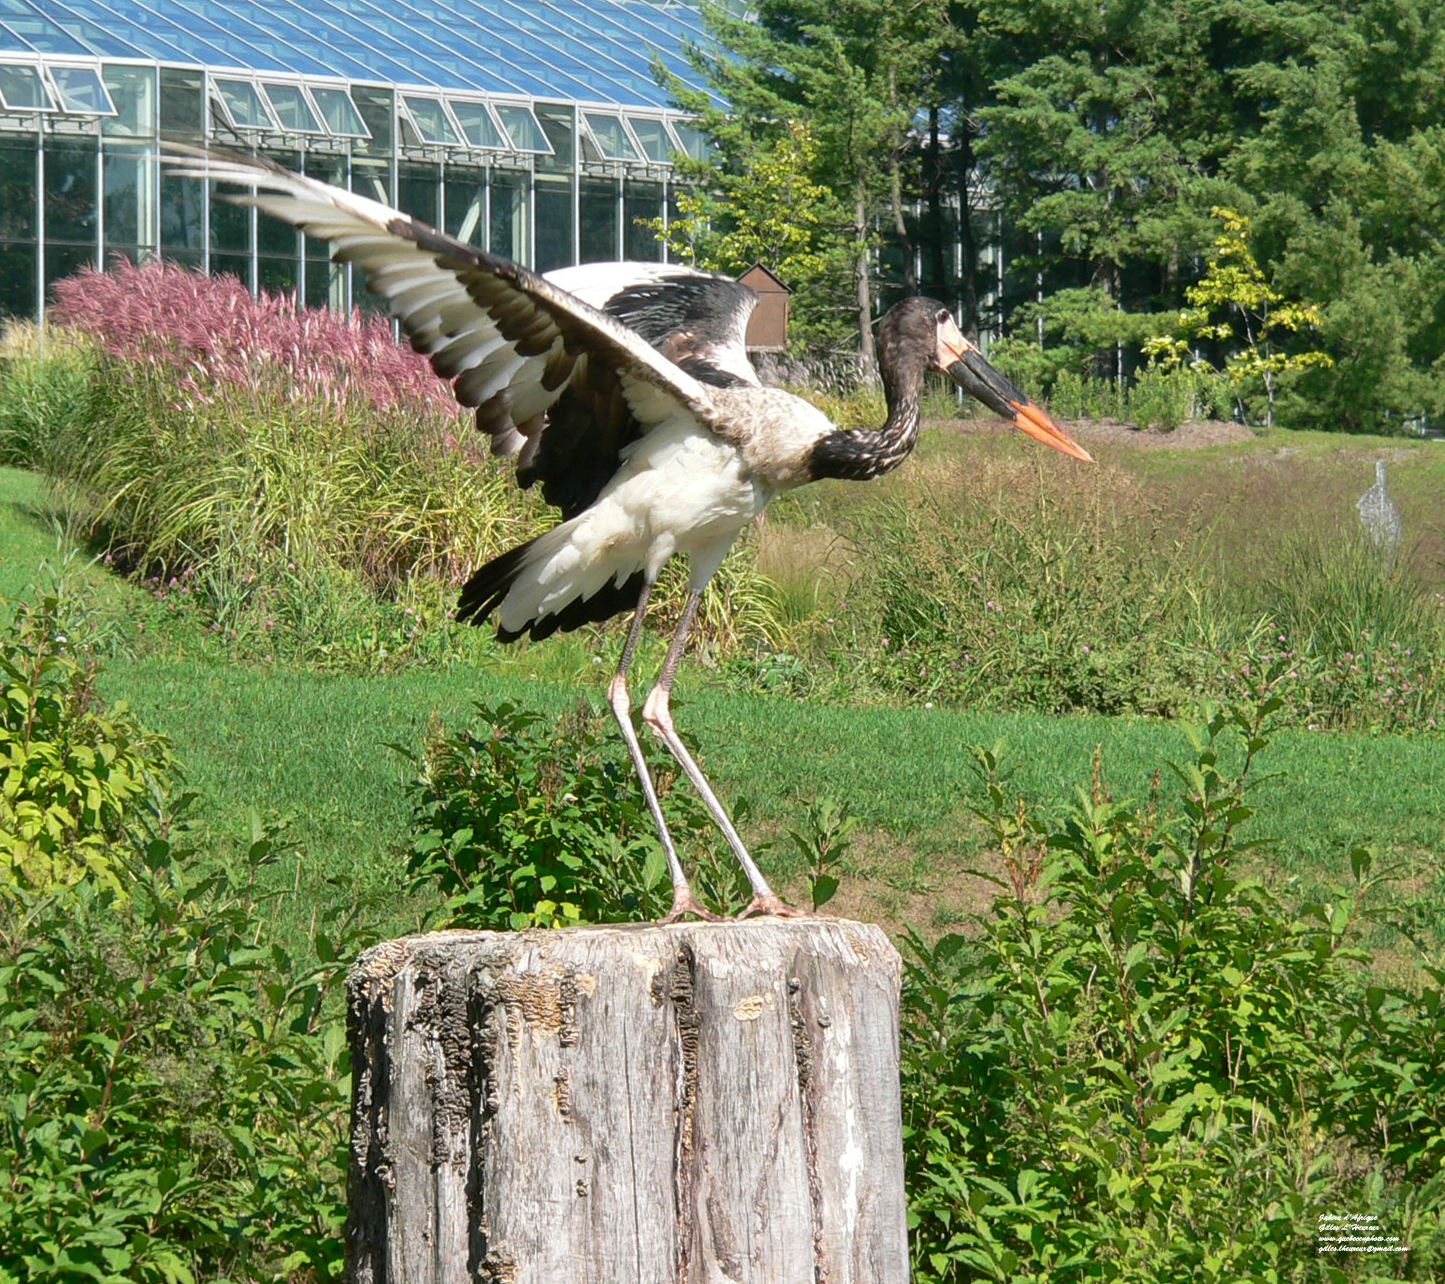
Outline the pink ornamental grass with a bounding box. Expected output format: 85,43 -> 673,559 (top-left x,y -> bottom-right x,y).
49,258 -> 454,416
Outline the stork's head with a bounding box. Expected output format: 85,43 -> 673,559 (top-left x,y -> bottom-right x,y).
882,297 -> 1093,464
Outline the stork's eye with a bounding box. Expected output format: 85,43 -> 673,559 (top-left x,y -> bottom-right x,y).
936,308 -> 951,324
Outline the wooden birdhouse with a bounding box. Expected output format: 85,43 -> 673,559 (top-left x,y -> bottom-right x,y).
738,263 -> 790,352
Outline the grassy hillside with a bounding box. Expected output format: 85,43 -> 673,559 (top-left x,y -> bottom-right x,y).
4,461 -> 1441,949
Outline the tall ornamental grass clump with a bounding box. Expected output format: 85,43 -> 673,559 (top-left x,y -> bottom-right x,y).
830,461 -> 1212,717
38,260 -> 528,610
4,260 -> 780,665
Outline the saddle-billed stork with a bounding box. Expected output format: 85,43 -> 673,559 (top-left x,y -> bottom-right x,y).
162,145 -> 1093,921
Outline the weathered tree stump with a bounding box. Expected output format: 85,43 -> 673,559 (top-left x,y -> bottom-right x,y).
345,919 -> 907,1284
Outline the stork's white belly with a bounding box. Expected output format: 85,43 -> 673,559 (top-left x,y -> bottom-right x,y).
498,419 -> 769,634
598,418 -> 771,582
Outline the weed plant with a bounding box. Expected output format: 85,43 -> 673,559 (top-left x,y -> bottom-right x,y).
400,699 -> 754,926
802,455 -> 1445,732
903,694 -> 1444,1281
0,598 -> 367,1284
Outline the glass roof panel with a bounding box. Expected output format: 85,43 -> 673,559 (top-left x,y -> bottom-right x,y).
197,0 -> 414,81
449,98 -> 504,149
627,115 -> 672,163
52,0 -> 232,64
90,0 -> 299,73
494,103 -> 552,153
532,0 -> 698,86
309,85 -> 367,136
432,0 -> 666,103
59,0 -> 248,66
214,76 -> 273,128
262,81 -> 321,131
163,0 -> 345,75
583,111 -> 639,161
0,60 -> 53,106
52,64 -> 115,111
0,24 -> 35,51
275,0 -> 489,91
331,0 -> 585,98
401,93 -> 459,144
438,0 -> 666,101
0,0 -> 101,55
671,120 -> 712,161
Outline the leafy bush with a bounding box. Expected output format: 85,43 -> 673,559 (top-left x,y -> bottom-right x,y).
0,604 -> 364,1284
0,834 -> 359,1284
0,595 -> 173,890
1126,366 -> 1196,432
400,699 -> 751,927
903,695 -> 1445,1282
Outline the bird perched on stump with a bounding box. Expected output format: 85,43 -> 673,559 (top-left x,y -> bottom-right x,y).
163,144 -> 1094,922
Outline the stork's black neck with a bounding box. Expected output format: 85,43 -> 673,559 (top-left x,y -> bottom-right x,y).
807,350 -> 927,483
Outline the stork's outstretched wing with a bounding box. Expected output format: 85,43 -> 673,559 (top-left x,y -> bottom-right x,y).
160,144 -> 748,517
549,262 -> 760,390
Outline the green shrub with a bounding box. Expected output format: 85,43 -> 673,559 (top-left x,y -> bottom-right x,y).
903,696 -> 1445,1281
0,595 -> 173,890
0,834 -> 359,1284
399,699 -> 751,927
0,607 -> 365,1284
1126,366 -> 1196,432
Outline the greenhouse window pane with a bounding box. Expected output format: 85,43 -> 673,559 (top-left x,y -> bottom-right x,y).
101,64 -> 154,136
671,121 -> 712,162
583,111 -> 639,162
51,66 -> 115,114
214,78 -> 274,130
309,86 -> 368,137
449,99 -> 503,149
494,104 -> 552,154
401,94 -> 458,145
627,116 -> 671,163
262,82 -> 321,132
0,64 -> 53,110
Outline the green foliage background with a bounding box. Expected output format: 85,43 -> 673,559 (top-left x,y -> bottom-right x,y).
674,0 -> 1445,430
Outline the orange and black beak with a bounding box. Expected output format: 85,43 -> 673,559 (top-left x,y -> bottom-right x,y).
938,321 -> 1093,464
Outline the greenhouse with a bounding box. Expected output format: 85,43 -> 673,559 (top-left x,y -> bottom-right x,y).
0,0 -> 715,320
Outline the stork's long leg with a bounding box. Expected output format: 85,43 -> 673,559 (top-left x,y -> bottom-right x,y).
641,591 -> 807,918
608,580 -> 719,923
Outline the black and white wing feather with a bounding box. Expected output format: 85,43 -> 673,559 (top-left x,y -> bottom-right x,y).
547,262 -> 760,389
160,144 -> 724,517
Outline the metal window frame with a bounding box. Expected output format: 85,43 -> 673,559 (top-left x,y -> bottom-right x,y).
398,91 -> 464,147
258,78 -> 326,134
579,108 -> 643,163
445,95 -> 508,151
492,101 -> 553,155
210,74 -> 280,131
306,83 -> 370,138
0,60 -> 58,111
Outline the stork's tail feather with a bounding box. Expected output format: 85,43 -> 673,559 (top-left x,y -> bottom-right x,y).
456,536 -> 542,640
457,530 -> 647,642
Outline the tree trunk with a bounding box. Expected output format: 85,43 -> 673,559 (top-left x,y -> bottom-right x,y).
854,187 -> 876,376
346,919 -> 908,1284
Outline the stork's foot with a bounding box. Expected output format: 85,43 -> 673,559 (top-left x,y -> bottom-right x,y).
658,887 -> 723,924
737,892 -> 818,920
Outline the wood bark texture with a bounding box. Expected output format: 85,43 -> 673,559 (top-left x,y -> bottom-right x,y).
345,919 -> 907,1284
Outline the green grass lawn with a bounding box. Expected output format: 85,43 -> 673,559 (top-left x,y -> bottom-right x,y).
5,461 -> 1442,946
